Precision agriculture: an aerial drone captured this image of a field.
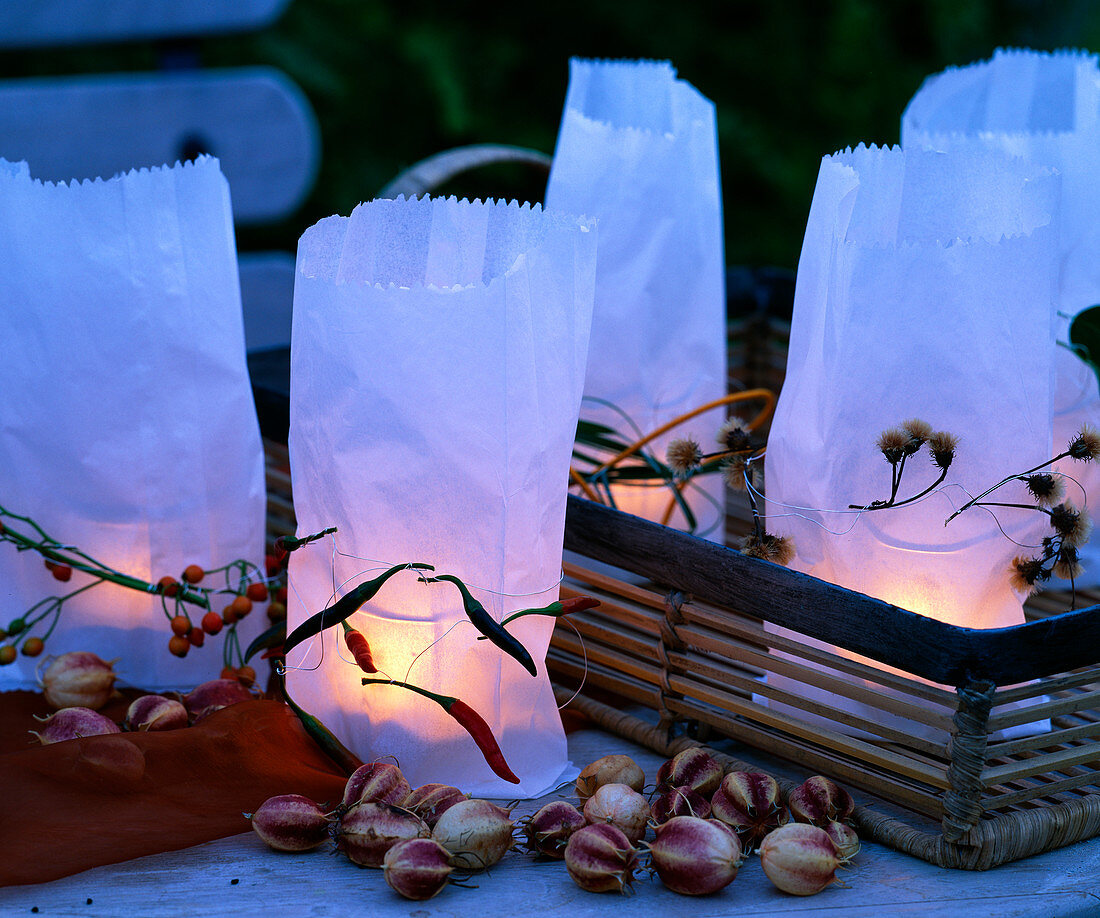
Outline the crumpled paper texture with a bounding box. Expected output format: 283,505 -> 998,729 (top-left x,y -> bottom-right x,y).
0,156 -> 266,691
286,195 -> 596,797
545,59 -> 727,537
903,47 -> 1100,585
765,145 -> 1058,740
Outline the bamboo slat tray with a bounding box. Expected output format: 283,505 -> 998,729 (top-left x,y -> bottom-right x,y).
548,494 -> 1100,870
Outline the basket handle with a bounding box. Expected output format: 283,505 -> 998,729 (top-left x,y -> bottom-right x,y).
376,144 -> 551,199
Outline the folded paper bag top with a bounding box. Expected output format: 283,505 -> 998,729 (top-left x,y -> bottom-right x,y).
546,58 -> 726,537
287,196 -> 596,796
0,156 -> 265,692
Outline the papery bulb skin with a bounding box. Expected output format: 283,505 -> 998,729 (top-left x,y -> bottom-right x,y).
523,800 -> 587,859
759,823 -> 842,896
655,748 -> 723,797
582,783 -> 650,845
402,783 -> 468,828
430,798 -> 514,870
564,823 -> 638,894
648,815 -> 743,895
823,819 -> 860,862
788,776 -> 855,826
182,678 -> 255,723
383,838 -> 454,900
650,785 -> 712,824
30,706 -> 120,744
575,754 -> 645,799
250,794 -> 331,852
125,694 -> 189,731
41,652 -> 118,710
342,762 -> 412,810
337,802 -> 431,868
711,771 -> 788,851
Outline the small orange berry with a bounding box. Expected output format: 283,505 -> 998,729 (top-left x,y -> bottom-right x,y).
0,645 -> 16,665
264,553 -> 280,576
275,587 -> 288,605
187,626 -> 205,648
168,635 -> 190,658
170,614 -> 191,636
222,605 -> 239,625
220,666 -> 238,680
236,665 -> 257,687
157,576 -> 180,597
45,560 -> 73,582
22,637 -> 45,657
230,595 -> 253,617
267,601 -> 287,622
245,582 -> 269,603
201,611 -> 223,635
181,564 -> 205,584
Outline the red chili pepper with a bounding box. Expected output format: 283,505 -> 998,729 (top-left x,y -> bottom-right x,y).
556,596 -> 600,615
442,698 -> 520,785
343,624 -> 377,673
361,677 -> 520,785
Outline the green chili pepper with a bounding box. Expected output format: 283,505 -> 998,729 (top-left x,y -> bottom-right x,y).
282,690 -> 362,776
283,562 -> 434,655
429,574 -> 536,677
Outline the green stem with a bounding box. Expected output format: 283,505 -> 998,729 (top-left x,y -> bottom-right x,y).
0,509 -> 208,608
361,676 -> 451,707
945,452 -> 1073,524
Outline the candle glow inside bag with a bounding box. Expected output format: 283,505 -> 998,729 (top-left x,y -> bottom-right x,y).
286,196 -> 596,796
545,58 -> 726,537
903,48 -> 1100,585
0,157 -> 266,690
765,145 -> 1058,740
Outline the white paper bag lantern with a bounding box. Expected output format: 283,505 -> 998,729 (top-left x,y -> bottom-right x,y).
286,196 -> 596,796
0,157 -> 266,690
903,47 -> 1100,585
765,145 -> 1058,739
546,58 -> 727,537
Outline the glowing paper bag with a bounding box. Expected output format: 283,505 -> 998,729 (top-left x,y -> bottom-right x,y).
545,58 -> 726,537
0,157 -> 266,690
286,196 -> 596,796
765,145 -> 1058,739
903,47 -> 1100,584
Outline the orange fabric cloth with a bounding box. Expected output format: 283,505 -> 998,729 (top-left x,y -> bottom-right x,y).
0,692 -> 349,887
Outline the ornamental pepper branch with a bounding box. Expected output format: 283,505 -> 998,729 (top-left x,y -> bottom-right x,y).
0,504 -> 282,666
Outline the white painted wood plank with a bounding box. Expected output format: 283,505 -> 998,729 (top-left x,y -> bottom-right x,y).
5,726 -> 1099,916
0,0 -> 292,48
240,251 -> 295,352
0,68 -> 319,224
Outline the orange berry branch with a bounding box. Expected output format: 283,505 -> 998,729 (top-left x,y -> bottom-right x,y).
0,503 -> 284,670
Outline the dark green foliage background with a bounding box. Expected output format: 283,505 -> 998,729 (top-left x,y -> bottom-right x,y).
6,0 -> 1100,268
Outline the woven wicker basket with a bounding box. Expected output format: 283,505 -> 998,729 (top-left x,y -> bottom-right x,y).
550,494 -> 1100,870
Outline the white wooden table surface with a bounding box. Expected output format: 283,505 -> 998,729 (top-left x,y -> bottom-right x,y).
6,726 -> 1099,918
